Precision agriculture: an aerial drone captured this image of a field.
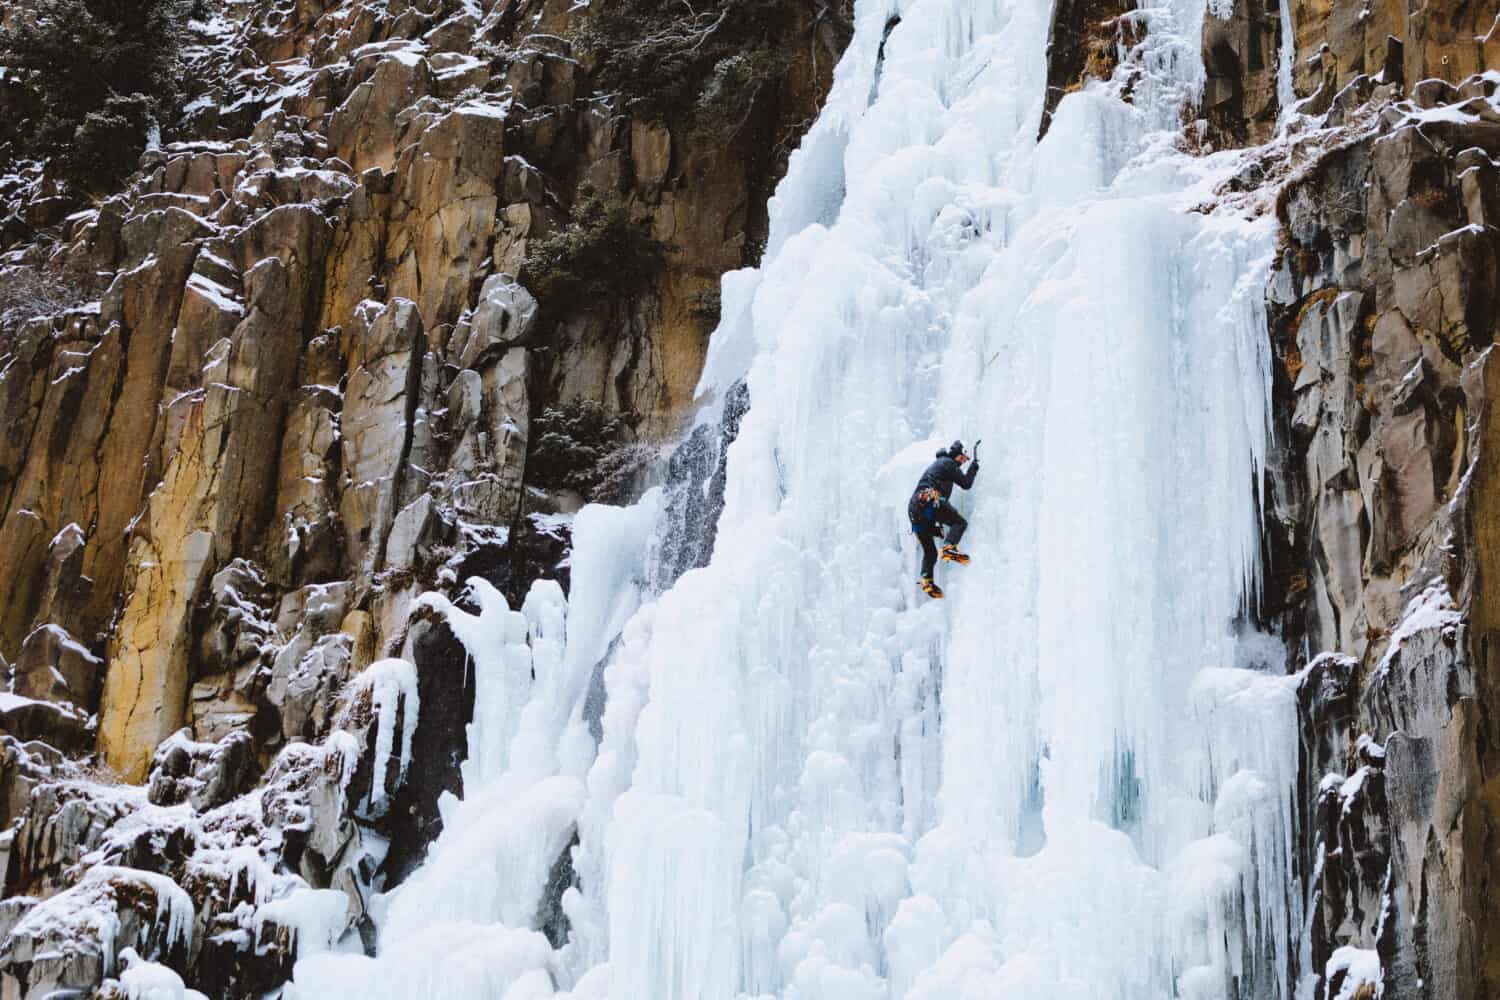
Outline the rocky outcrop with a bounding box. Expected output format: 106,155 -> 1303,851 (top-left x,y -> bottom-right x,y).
1251,57 -> 1500,1000
1287,0 -> 1500,103
0,0 -> 845,781
147,729 -> 258,813
0,656 -> 417,997
0,0 -> 846,988
1199,0 -> 1282,144
0,866 -> 194,999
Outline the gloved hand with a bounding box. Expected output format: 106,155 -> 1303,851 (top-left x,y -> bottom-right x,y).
969,460 -> 980,473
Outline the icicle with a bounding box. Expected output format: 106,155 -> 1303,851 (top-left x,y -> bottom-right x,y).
341,658 -> 420,815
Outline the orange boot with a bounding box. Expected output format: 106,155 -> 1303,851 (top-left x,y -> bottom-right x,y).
940,544 -> 970,565
920,576 -> 944,599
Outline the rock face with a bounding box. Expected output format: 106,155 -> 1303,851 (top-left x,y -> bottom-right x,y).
0,0 -> 847,781
0,0 -> 848,990
1247,43 -> 1500,1000
1288,0 -> 1500,101
1030,0 -> 1500,991
0,658 -> 418,997
1039,0 -> 1136,139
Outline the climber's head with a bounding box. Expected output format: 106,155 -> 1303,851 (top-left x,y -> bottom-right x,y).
948,440 -> 967,463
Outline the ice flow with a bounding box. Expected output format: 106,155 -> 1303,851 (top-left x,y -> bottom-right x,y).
288,0 -> 1304,991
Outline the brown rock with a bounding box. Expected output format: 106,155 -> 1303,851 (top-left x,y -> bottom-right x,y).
270,384 -> 343,587
100,528 -> 215,781
631,121 -> 673,198
339,298 -> 426,588
448,346 -> 529,525
1289,0 -> 1500,98
0,253 -> 195,663
0,697 -> 92,757
384,104 -> 507,331
1201,0 -> 1282,145
99,208 -> 331,780
452,274 -> 539,369
12,625 -> 100,708
327,48 -> 434,174
492,202 -> 544,275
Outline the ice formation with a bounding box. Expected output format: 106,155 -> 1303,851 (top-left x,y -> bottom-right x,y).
289,0 -> 1304,991
12,866 -> 195,977
338,657 -> 420,815
113,948 -> 212,1000
1325,947 -> 1382,1000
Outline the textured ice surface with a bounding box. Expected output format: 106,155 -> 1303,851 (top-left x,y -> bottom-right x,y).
291,0 -> 1303,992
288,499 -> 661,997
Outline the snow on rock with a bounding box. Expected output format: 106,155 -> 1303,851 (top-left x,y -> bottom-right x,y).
0,640 -> 430,997
0,866 -> 193,997
417,578 -> 537,788
147,728 -> 257,812
11,622 -> 101,709
0,689 -> 92,754
7,780 -> 151,898
333,657 -> 420,818
286,574 -> 597,997
381,774 -> 584,940
1326,945 -> 1383,999
1374,579 -> 1463,676
102,948 -> 211,1000
256,888 -> 353,960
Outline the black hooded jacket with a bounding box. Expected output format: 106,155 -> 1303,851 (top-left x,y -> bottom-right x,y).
916,452 -> 978,500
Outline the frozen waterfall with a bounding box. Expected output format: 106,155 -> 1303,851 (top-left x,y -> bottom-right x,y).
288,0 -> 1304,992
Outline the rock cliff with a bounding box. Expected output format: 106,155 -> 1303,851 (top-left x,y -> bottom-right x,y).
1047,22 -> 1500,997
1,0 -> 1499,993
0,0 -> 846,990
1194,0 -> 1500,995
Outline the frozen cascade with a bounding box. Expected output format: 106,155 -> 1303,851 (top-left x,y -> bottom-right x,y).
288,0 -> 1305,991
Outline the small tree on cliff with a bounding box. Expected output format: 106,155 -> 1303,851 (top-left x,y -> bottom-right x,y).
579,0 -> 833,140
0,0 -> 192,193
519,193 -> 673,314
528,399 -> 655,504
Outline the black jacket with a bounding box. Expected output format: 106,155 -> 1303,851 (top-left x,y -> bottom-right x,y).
916,455 -> 978,500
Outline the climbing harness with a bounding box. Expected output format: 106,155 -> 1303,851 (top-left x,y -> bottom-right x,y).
909,487 -> 942,532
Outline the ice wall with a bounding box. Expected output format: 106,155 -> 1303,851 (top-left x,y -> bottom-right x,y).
288,0 -> 1303,992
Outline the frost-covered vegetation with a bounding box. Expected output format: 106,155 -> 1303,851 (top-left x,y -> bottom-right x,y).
578,0 -> 850,139
527,399 -> 655,505
518,193 -> 672,313
0,261 -> 105,353
0,0 -> 193,192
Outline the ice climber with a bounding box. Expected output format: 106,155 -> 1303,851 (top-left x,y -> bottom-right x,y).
908,440 -> 979,599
